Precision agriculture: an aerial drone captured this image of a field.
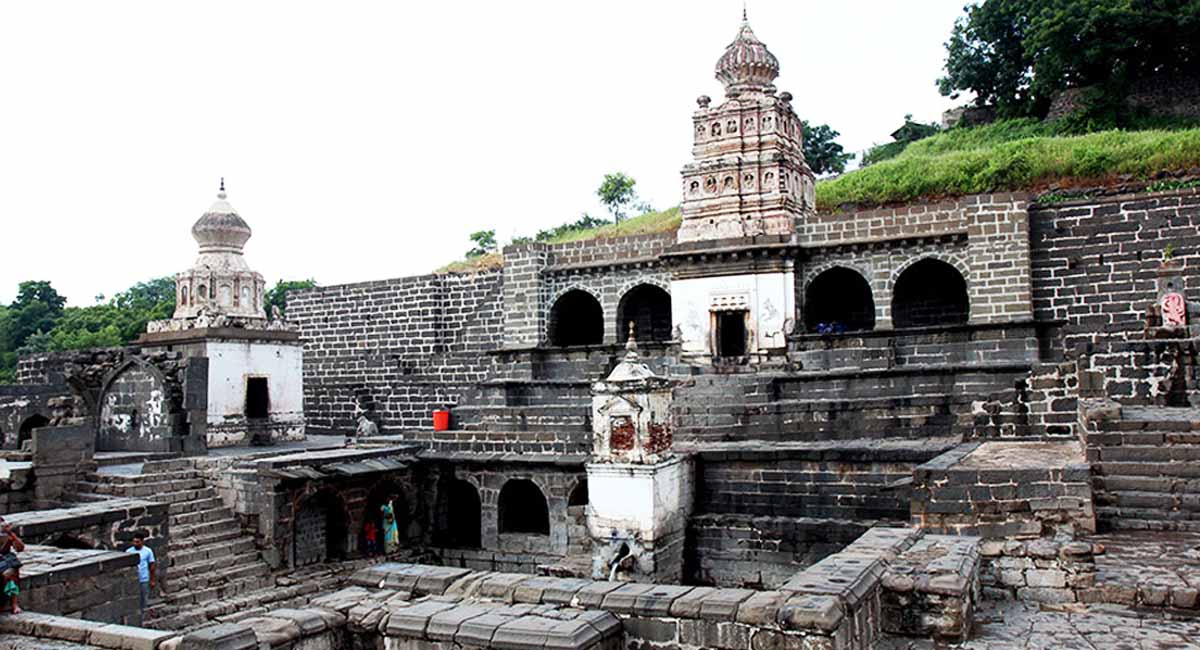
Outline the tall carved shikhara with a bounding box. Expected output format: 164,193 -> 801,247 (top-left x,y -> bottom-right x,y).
677,19 -> 816,244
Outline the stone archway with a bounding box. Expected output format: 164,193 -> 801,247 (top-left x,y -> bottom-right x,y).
892,258 -> 969,328
548,289 -> 604,346
498,479 -> 550,535
805,267 -> 876,333
617,284 -> 672,342
18,414 -> 50,447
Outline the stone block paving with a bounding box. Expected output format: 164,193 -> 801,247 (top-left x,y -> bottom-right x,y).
877,600 -> 1200,649
1087,530 -> 1200,609
0,635 -> 98,650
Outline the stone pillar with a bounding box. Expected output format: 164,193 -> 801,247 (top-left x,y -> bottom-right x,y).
501,242 -> 549,349
585,331 -> 694,582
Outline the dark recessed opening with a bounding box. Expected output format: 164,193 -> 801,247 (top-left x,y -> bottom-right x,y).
498,479 -> 550,535
806,267 -> 876,333
18,414 -> 50,446
441,480 -> 482,548
716,311 -> 747,357
568,479 -> 589,507
245,377 -> 270,419
548,290 -> 604,346
617,285 -> 673,343
892,259 -> 969,328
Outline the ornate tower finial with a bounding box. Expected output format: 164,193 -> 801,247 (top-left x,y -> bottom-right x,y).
218,177 -> 226,199
743,1 -> 747,22
714,15 -> 779,96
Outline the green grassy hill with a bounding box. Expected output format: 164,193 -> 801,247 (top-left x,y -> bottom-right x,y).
816,119 -> 1200,209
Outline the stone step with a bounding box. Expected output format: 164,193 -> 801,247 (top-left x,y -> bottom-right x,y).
170,527 -> 245,551
147,581 -> 322,632
1095,490 -> 1200,511
143,458 -> 198,473
1087,431 -> 1200,446
76,479 -> 216,501
91,469 -> 205,484
149,572 -> 275,618
151,487 -> 221,505
1096,509 -> 1200,531
171,518 -> 243,541
167,496 -> 226,515
167,552 -> 267,588
169,537 -> 257,568
1095,476 -> 1200,493
1094,460 -> 1200,479
164,561 -> 272,596
170,505 -> 235,527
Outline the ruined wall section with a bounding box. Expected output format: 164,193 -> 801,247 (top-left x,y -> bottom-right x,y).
289,271 -> 504,433
8,348 -> 206,453
1030,188 -> 1200,403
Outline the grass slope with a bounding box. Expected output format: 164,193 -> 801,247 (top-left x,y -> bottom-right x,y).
436,207 -> 682,273
817,119 -> 1200,209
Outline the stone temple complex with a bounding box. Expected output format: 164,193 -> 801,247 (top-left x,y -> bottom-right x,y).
2,17 -> 1200,650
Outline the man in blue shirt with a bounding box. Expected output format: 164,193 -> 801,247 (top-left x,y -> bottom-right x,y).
125,534 -> 156,626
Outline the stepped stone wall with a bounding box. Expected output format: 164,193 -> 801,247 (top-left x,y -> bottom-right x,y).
289,271 -> 505,433
1030,188 -> 1200,403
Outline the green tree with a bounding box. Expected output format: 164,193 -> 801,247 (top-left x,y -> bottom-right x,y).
0,306 -> 15,383
801,122 -> 854,175
938,0 -> 1200,119
862,115 -> 941,167
8,280 -> 66,349
264,279 -> 317,318
108,276 -> 175,341
598,172 -> 644,222
467,230 -> 497,258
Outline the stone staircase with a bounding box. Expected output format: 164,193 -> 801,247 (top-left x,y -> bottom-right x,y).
1086,406 -> 1200,531
78,458 -> 277,630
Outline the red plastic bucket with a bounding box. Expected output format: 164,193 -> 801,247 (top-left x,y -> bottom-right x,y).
432,410 -> 450,431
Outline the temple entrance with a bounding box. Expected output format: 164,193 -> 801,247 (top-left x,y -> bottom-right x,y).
715,310 -> 748,358
245,377 -> 270,419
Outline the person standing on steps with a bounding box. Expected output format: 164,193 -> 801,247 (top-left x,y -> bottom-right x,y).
0,517 -> 25,614
126,533 -> 156,626
381,495 -> 400,555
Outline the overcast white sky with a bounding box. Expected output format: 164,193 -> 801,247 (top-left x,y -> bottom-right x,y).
1,1 -> 970,306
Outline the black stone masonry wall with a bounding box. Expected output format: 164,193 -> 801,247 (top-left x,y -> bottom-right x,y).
289,271 -> 504,433
1030,188 -> 1200,402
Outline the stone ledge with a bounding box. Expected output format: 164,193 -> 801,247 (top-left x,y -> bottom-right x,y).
0,611 -> 177,650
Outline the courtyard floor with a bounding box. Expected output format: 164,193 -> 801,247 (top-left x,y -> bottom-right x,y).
1090,530 -> 1200,608
879,600 -> 1200,649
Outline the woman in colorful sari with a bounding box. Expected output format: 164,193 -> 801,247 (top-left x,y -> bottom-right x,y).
381,495 -> 400,554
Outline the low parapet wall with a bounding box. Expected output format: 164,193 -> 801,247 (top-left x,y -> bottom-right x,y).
17,546 -> 141,624
4,498 -> 169,589
159,526 -> 975,650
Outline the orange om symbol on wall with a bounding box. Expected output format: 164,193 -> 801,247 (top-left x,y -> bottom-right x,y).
1162,292 -> 1187,327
